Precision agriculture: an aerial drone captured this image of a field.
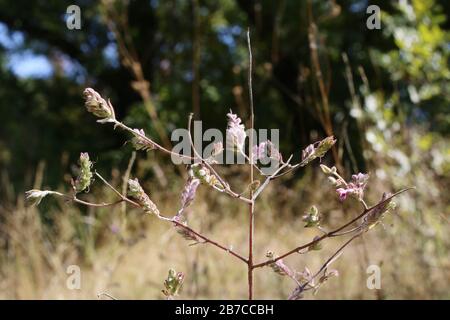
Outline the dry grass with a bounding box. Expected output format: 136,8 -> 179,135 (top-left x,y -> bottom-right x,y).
1,162 -> 448,300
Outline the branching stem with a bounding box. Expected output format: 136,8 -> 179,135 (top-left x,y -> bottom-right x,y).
70,172 -> 248,265
253,187 -> 413,269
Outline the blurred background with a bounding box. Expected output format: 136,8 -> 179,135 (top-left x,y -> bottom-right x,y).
0,0 -> 448,299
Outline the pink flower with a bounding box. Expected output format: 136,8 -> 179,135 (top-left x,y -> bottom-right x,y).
176,177 -> 201,218
351,173 -> 369,187
336,173 -> 369,201
301,144 -> 315,162
131,128 -> 155,151
180,178 -> 200,212
226,111 -> 246,152
252,140 -> 282,163
336,188 -> 350,201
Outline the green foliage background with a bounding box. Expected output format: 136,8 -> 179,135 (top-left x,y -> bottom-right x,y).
0,0 -> 448,197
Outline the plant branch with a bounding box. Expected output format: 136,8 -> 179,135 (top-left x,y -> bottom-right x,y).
170,218 -> 248,263
252,155 -> 293,201
253,187 -> 414,268
72,197 -> 124,208
71,174 -> 248,265
289,233 -> 360,299
95,171 -> 140,208
112,119 -> 194,161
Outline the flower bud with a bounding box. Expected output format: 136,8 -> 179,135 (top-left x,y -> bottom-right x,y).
301,144 -> 315,163
266,251 -> 275,260
162,268 -> 185,299
314,136 -> 336,159
320,164 -> 332,174
308,236 -> 323,251
189,164 -> 224,190
327,176 -> 337,185
130,128 -> 155,151
74,152 -> 93,193
301,136 -> 336,165
83,88 -> 114,119
128,178 -> 160,216
302,205 -> 321,227
265,251 -> 293,277
179,178 -> 200,214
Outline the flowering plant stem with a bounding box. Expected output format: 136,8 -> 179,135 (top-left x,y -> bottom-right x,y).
70,171 -> 249,264
58,172 -> 411,298
26,30 -> 414,300
247,28 -> 255,300
252,187 -> 413,269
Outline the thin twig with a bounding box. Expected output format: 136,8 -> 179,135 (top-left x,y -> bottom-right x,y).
252,155 -> 293,201
170,218 -> 247,263
95,171 -> 140,208
242,153 -> 266,175
112,120 -> 193,161
271,158 -> 310,179
289,233 -> 360,299
253,187 -> 414,268
73,197 -> 124,208
69,177 -> 248,265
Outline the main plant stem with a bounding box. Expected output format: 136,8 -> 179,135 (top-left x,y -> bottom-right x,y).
248,200 -> 254,300
247,28 -> 255,300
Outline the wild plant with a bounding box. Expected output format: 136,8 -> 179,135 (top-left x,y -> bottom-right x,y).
25,32 -> 411,300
